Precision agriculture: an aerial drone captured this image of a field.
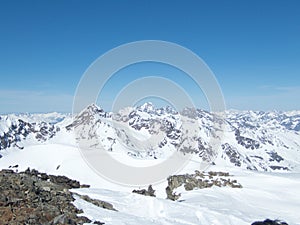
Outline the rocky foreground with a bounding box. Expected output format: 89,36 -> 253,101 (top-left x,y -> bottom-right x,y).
0,168 -> 116,225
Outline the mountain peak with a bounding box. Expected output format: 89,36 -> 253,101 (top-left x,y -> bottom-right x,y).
137,102 -> 155,112
85,103 -> 103,113
67,103 -> 109,129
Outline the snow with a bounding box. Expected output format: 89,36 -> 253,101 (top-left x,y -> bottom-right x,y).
72,168 -> 300,224
0,112 -> 68,124
0,143 -> 299,225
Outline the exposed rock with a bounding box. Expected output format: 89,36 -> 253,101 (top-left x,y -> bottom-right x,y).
0,118 -> 59,150
235,129 -> 260,150
166,170 -> 242,200
166,186 -> 181,201
267,151 -> 284,163
221,143 -> 243,167
132,185 -> 156,197
0,168 -> 103,225
251,218 -> 288,225
269,166 -> 289,171
23,168 -> 91,189
77,194 -> 117,211
9,164 -> 19,169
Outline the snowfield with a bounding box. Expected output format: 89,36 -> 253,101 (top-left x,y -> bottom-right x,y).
0,143 -> 299,225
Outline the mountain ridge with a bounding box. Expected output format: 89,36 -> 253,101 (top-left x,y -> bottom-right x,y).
1,103 -> 300,172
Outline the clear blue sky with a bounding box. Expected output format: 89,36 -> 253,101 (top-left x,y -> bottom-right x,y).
0,0 -> 299,113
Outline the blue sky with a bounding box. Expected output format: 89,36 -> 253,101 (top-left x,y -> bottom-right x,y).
0,0 -> 299,113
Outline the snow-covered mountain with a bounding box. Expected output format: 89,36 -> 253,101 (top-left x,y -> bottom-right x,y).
1,104 -> 300,172
1,104 -> 300,225
0,113 -> 63,151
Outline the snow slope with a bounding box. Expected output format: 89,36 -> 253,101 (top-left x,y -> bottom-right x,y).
0,144 -> 299,225
73,169 -> 300,225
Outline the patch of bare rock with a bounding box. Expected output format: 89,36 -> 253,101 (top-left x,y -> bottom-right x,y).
0,168 -> 115,225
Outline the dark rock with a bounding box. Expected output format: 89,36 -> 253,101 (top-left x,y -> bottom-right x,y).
269,166 -> 289,171
166,186 -> 181,201
8,164 -> 19,168
251,219 -> 288,225
166,171 -> 242,201
133,185 -> 156,197
93,221 -> 105,225
0,169 -> 106,225
80,184 -> 91,188
1,169 -> 14,174
267,151 -> 284,163
49,175 -> 81,189
235,129 -> 260,150
0,118 -> 59,151
78,194 -> 117,211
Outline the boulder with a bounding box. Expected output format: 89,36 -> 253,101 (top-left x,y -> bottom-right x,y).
133,185 -> 156,197
251,219 -> 288,225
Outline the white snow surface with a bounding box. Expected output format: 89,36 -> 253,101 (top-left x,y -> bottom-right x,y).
0,143 -> 299,225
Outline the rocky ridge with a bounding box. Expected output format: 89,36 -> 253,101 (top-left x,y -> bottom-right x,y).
0,168 -> 116,225
0,116 -> 60,151
165,170 -> 242,200
1,104 -> 300,172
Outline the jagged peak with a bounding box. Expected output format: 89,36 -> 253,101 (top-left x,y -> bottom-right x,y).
137,102 -> 155,112
135,102 -> 178,115
70,103 -> 110,126
85,103 -> 104,112
76,103 -> 107,118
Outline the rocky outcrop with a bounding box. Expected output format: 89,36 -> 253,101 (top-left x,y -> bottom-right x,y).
166,171 -> 242,201
251,219 -> 288,225
132,185 -> 156,197
0,169 -> 108,225
77,194 -> 117,211
235,129 -> 260,150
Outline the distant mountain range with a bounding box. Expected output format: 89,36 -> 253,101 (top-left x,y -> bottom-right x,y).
1,103 -> 300,172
